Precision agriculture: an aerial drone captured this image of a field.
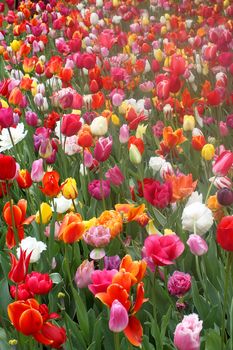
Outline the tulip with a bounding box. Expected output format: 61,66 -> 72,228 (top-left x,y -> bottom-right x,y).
217,188 -> 233,206
182,200 -> 213,235
201,144 -> 215,161
129,144 -> 142,164
8,299 -> 66,348
109,300 -> 129,332
209,176 -> 232,190
62,177 -> 78,199
31,159 -> 44,182
217,216 -> 233,251
84,225 -> 111,247
74,260 -> 95,288
94,137 -> 112,162
219,122 -> 229,137
183,115 -> 195,131
0,154 -> 16,180
40,171 -> 61,197
168,271 -> 191,297
88,269 -> 117,295
25,272 -> 53,295
35,203 -> 52,225
25,111 -> 38,127
104,255 -> 121,270
61,114 -> 82,137
105,166 -> 125,186
0,107 -> 14,128
213,151 -> 233,177
187,234 -> 208,256
17,237 -> 47,263
90,116 -> 108,136
16,169 -> 32,189
174,314 -> 202,350
58,213 -> 85,243
88,179 -> 111,200
8,248 -> 31,284
143,234 -> 184,267
119,124 -> 129,144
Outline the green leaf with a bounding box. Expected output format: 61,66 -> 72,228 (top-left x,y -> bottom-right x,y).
161,306 -> 172,343
205,330 -> 221,350
72,287 -> 90,343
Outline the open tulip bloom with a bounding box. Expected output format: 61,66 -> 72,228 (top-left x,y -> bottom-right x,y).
1,0 -> 233,349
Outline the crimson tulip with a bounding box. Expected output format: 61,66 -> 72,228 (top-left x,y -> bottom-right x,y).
217,216 -> 233,251
94,137 -> 112,162
8,248 -> 31,284
61,114 -> 82,137
0,154 -> 16,180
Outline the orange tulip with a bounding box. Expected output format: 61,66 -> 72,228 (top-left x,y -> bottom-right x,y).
115,203 -> 146,222
97,210 -> 123,238
163,126 -> 186,149
120,255 -> 147,284
3,199 -> 35,248
166,174 -> 197,202
58,212 -> 85,243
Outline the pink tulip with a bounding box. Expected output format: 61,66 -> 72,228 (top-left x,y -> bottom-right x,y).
31,159 -> 44,182
84,150 -> 93,168
75,260 -> 94,289
119,124 -> 129,144
142,234 -> 184,267
94,137 -> 112,162
83,226 -> 111,248
219,122 -> 229,137
0,107 -> 14,128
88,269 -> 117,295
105,166 -> 125,186
88,179 -> 111,200
209,176 -> 232,190
109,300 -> 129,332
174,314 -> 203,350
187,234 -> 208,256
212,150 -> 233,176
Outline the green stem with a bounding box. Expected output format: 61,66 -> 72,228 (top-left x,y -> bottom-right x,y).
113,332 -> 120,350
221,252 -> 233,350
99,163 -> 106,211
205,177 -> 216,204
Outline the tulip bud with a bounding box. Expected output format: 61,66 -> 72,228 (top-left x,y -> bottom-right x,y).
129,144 -> 142,164
25,111 -> 38,127
119,124 -> 129,144
0,107 -> 14,128
94,137 -> 112,162
74,260 -> 94,288
35,202 -> 52,224
62,178 -> 78,199
209,176 -> 232,190
201,144 -> 215,161
187,234 -> 208,256
109,300 -> 129,332
183,115 -> 195,131
217,188 -> 233,206
31,158 -> 44,182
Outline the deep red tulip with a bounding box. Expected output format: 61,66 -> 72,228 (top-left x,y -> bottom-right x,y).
0,155 -> 16,181
217,216 -> 233,251
61,114 -> 82,137
8,248 -> 32,284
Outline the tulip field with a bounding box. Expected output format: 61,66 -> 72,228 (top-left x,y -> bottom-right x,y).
0,0 -> 233,349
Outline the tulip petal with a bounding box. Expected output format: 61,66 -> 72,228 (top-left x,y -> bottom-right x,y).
19,309 -> 43,335
123,316 -> 143,347
8,302 -> 29,331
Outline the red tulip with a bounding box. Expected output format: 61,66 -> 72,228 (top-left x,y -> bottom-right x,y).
8,248 -> 31,284
217,216 -> 233,251
170,55 -> 186,76
25,272 -> 53,295
143,179 -> 172,209
40,171 -> 61,197
16,169 -> 33,189
0,155 -> 16,180
61,114 -> 82,137
8,299 -> 66,348
213,151 -> 233,177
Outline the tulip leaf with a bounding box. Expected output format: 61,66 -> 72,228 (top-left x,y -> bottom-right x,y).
0,328 -> 10,350
204,330 -> 221,350
71,287 -> 90,343
0,278 -> 12,320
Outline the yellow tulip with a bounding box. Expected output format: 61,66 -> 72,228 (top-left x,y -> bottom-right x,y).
35,203 -> 52,225
183,115 -> 195,131
201,144 -> 215,161
62,178 -> 78,200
